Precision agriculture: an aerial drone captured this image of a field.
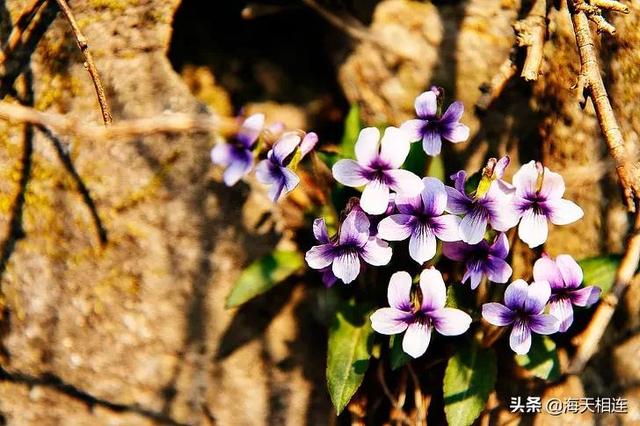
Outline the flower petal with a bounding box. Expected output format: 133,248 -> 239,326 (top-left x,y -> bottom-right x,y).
332,159 -> 368,187
489,233 -> 510,259
460,208 -> 488,245
305,244 -> 336,270
518,208 -> 549,248
300,132 -> 318,158
211,143 -> 232,166
482,303 -> 516,326
431,215 -> 462,242
569,286 -> 601,307
441,241 -> 469,261
377,214 -> 416,241
421,177 -> 447,215
556,254 -> 583,289
546,199 -> 584,225
400,119 -> 426,141
361,179 -> 391,215
222,150 -> 253,186
370,308 -> 411,335
361,237 -> 392,266
441,101 -> 464,125
355,127 -> 381,165
504,279 -> 529,311
380,127 -> 411,168
442,123 -> 470,143
419,267 -> 447,311
539,167 -> 565,199
529,313 -> 561,334
422,129 -> 442,156
332,251 -> 361,284
238,113 -> 265,147
414,90 -> 437,118
387,271 -> 413,311
386,169 -> 424,197
321,267 -> 338,288
255,159 -> 277,185
486,256 -> 513,284
512,161 -> 538,198
271,133 -> 301,165
409,224 -> 437,264
510,319 -> 532,354
524,280 -> 552,315
444,186 -> 471,215
533,257 -> 565,290
430,308 -> 472,336
313,218 -> 330,243
340,209 -> 370,247
494,156 -> 510,179
402,321 -> 432,358
465,268 -> 484,290
275,167 -> 300,201
548,297 -> 573,332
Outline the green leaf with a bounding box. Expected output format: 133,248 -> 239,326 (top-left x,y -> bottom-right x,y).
339,104 -> 362,159
446,283 -> 475,311
578,255 -> 622,294
403,142 -> 427,176
514,335 -> 560,380
327,301 -> 374,415
443,341 -> 497,426
389,334 -> 409,371
225,250 -> 304,308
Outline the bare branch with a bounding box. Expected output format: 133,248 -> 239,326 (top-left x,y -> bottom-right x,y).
53,0 -> 112,125
514,0 -> 547,81
569,0 -> 640,211
0,101 -> 238,141
475,55 -> 518,112
568,212 -> 640,373
0,0 -> 46,65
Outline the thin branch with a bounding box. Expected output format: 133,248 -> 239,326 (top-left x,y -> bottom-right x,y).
53,0 -> 112,125
569,0 -> 640,212
0,0 -> 46,65
0,101 -> 238,140
568,211 -> 640,374
406,364 -> 426,426
475,54 -> 518,112
514,0 -> 547,81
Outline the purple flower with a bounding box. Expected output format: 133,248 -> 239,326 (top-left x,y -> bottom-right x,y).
370,268 -> 472,358
533,254 -> 601,332
400,89 -> 470,156
377,177 -> 462,264
332,127 -> 424,215
444,166 -> 519,245
256,132 -> 317,202
512,161 -> 584,248
482,280 -> 560,354
442,233 -> 512,289
305,208 -> 392,284
211,113 -> 264,186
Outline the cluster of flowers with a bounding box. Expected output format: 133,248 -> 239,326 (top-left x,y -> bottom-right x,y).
210,113 -> 318,201
304,89 -> 600,357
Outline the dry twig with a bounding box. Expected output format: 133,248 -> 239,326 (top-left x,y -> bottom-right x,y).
0,0 -> 46,64
0,101 -> 238,140
569,0 -> 639,211
476,54 -> 518,112
514,0 -> 547,81
568,212 -> 640,373
53,0 -> 112,125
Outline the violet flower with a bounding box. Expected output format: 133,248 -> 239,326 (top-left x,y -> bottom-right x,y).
482,280 -> 560,354
305,208 -> 392,284
256,132 -> 318,202
512,161 -> 584,248
444,159 -> 519,245
533,254 -> 601,332
400,88 -> 470,156
377,177 -> 461,264
370,268 -> 472,358
211,113 -> 264,186
332,127 -> 424,215
442,232 -> 512,289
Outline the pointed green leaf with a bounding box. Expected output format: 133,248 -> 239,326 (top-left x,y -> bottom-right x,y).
389,334 -> 409,371
514,335 -> 560,380
339,104 -> 362,159
225,250 -> 304,308
443,341 -> 497,426
327,302 -> 374,414
578,255 -> 623,294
